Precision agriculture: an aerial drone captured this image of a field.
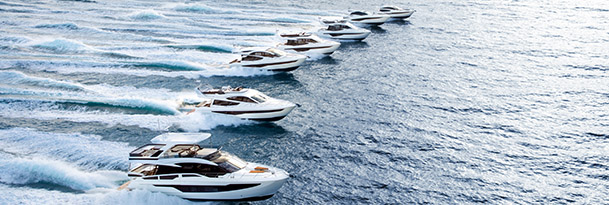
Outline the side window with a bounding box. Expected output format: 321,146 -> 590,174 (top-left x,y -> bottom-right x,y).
176,163 -> 228,177
242,55 -> 262,61
213,100 -> 239,106
227,96 -> 257,103
262,52 -> 274,57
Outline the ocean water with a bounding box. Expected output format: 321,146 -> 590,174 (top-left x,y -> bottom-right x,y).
1,0 -> 609,204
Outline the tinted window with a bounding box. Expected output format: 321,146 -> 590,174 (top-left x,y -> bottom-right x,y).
227,96 -> 256,103
156,163 -> 229,177
250,95 -> 266,103
242,55 -> 262,61
213,100 -> 239,106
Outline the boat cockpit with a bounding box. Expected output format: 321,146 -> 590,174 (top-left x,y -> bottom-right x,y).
326,24 -> 353,31
284,38 -> 319,46
130,146 -> 248,178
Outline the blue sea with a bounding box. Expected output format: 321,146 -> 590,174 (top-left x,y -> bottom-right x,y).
1,0 -> 608,204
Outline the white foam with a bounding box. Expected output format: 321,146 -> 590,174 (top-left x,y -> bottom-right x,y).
170,2 -> 236,14
0,157 -> 127,191
0,70 -> 85,91
1,60 -> 274,78
0,101 -> 253,132
30,38 -> 92,54
0,128 -> 132,170
0,86 -> 180,115
0,184 -> 196,205
129,10 -> 166,20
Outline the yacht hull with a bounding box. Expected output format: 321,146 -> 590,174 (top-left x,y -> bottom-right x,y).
381,11 -> 414,19
349,15 -> 390,25
129,175 -> 288,201
280,43 -> 340,56
212,105 -> 296,121
320,31 -> 371,41
242,57 -> 306,72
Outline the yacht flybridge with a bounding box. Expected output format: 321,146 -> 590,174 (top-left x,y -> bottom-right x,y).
229,47 -> 306,72
317,19 -> 371,41
344,10 -> 390,25
277,32 -> 341,55
378,5 -> 415,19
179,86 -> 297,121
126,133 -> 289,201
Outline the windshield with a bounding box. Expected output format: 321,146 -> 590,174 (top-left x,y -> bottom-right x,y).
213,151 -> 247,172
250,95 -> 267,103
267,48 -> 286,56
131,164 -> 157,175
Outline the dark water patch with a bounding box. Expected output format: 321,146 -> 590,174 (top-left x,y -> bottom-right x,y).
585,132 -> 609,139
565,64 -> 609,71
100,52 -> 141,59
548,196 -> 577,203
574,6 -> 609,12
589,174 -> 609,181
131,62 -> 202,71
369,26 -> 387,34
0,118 -> 158,147
427,105 -> 499,115
518,142 -> 543,150
0,8 -> 35,13
0,36 -> 30,44
473,124 -> 523,135
214,30 -> 275,36
34,23 -> 80,30
504,153 -> 539,161
369,148 -> 391,156
337,41 -> 370,49
0,46 -> 21,52
207,15 -> 309,24
6,182 -> 84,194
59,0 -> 96,2
459,61 -> 478,67
0,1 -> 27,7
0,20 -> 20,26
165,44 -> 232,53
100,28 -> 156,35
455,192 -> 491,203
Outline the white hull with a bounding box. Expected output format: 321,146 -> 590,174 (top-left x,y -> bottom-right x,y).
349,15 -> 390,25
380,11 -> 414,19
240,56 -> 305,72
180,103 -> 296,121
318,30 -> 371,41
128,163 -> 289,201
129,175 -> 288,201
279,42 -> 340,55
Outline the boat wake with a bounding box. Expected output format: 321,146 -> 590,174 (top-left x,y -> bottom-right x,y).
0,128 -> 205,204
0,184 -> 195,204
0,128 -> 132,170
0,71 -> 255,130
0,156 -> 126,191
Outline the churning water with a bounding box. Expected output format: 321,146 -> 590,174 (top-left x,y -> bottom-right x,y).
1,0 -> 608,204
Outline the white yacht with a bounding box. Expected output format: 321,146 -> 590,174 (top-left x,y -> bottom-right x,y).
179,86 -> 297,121
277,32 -> 341,55
229,47 -> 306,72
378,5 -> 415,19
317,19 -> 371,41
125,133 -> 289,201
344,10 -> 390,25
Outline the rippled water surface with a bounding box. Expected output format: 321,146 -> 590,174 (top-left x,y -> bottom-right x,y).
1,0 -> 608,204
